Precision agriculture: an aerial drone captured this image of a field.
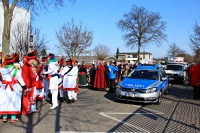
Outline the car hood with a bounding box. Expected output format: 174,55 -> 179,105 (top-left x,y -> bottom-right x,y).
119,78 -> 160,89
164,70 -> 183,74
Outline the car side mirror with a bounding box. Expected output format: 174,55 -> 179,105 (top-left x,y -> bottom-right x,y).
161,77 -> 167,81
122,75 -> 127,78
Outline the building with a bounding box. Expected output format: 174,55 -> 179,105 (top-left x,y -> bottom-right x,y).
0,2 -> 31,53
118,51 -> 153,64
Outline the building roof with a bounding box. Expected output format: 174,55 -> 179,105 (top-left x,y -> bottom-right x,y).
119,52 -> 152,55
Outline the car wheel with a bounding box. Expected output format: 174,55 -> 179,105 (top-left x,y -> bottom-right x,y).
156,91 -> 162,105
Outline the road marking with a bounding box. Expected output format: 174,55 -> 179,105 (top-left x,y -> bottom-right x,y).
99,112 -> 150,133
99,112 -> 163,115
55,131 -> 115,133
132,105 -> 164,114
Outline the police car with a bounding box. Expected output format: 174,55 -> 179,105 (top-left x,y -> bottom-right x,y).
115,64 -> 169,104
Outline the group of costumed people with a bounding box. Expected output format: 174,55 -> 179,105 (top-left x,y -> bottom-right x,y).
0,51 -> 79,123
78,60 -> 119,92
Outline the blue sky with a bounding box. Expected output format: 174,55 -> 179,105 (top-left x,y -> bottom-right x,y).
34,0 -> 200,58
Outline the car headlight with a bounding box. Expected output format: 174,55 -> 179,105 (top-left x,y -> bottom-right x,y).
145,87 -> 157,93
179,73 -> 184,76
116,85 -> 122,90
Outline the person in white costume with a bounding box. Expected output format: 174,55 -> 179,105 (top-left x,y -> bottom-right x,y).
40,56 -> 50,101
42,53 -> 59,109
61,58 -> 78,103
0,54 -> 26,123
73,60 -> 79,100
57,58 -> 65,102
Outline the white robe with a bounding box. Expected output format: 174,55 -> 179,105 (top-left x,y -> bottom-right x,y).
0,66 -> 25,114
62,66 -> 78,91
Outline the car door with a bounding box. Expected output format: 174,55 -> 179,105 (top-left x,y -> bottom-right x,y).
160,71 -> 168,92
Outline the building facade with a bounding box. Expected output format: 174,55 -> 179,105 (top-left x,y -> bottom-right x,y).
0,2 -> 30,53
118,52 -> 153,64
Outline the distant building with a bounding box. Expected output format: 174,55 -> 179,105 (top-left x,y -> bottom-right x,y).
55,51 -> 153,67
0,2 -> 31,53
118,52 -> 153,64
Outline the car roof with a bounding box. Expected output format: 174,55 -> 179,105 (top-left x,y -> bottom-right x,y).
136,64 -> 160,71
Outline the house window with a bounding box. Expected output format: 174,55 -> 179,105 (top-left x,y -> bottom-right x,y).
143,54 -> 145,59
132,55 -> 137,58
29,35 -> 33,42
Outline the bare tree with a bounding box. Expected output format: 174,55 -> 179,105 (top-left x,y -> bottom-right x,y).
55,18 -> 93,59
93,44 -> 111,61
189,19 -> 200,63
32,27 -> 49,58
176,53 -> 194,64
1,0 -> 75,56
117,5 -> 167,63
11,22 -> 48,58
167,43 -> 186,57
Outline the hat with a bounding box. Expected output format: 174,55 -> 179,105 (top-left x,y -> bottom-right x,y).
4,54 -> 15,63
48,53 -> 54,59
66,58 -> 72,65
26,52 -> 36,60
58,58 -> 64,64
71,58 -> 76,65
42,56 -> 47,62
12,53 -> 19,62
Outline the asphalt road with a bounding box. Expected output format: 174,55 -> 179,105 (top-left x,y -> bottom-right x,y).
0,82 -> 200,133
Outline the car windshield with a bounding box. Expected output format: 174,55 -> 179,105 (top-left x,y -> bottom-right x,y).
128,70 -> 158,80
165,65 -> 183,70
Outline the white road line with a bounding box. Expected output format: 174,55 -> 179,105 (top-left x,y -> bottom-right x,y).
99,112 -> 150,133
99,112 -> 163,115
55,131 -> 115,133
132,105 -> 164,114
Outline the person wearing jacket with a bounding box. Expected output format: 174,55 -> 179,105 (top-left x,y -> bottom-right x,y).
21,51 -> 38,115
42,53 -> 59,109
108,61 -> 118,93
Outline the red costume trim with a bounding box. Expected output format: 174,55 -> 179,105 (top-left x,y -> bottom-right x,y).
2,80 -> 18,91
0,111 -> 21,115
79,72 -> 86,75
63,88 -> 75,91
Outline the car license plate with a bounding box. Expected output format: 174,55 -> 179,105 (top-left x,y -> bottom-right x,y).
169,78 -> 174,80
125,92 -> 135,97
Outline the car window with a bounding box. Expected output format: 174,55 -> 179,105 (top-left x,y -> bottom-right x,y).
165,65 -> 183,70
130,70 -> 158,80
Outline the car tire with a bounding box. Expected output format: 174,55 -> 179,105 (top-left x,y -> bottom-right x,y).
156,91 -> 162,105
116,97 -> 122,103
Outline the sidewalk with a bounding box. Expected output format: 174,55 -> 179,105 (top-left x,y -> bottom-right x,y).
164,85 -> 200,133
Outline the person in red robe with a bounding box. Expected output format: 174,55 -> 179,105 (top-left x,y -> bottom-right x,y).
93,61 -> 107,91
188,63 -> 200,99
21,52 -> 38,115
35,59 -> 45,101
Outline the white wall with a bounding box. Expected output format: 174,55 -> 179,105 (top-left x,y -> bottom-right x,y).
0,2 -> 30,53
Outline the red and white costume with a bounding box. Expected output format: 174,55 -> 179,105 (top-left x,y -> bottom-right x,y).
61,59 -> 78,101
21,53 -> 37,115
0,57 -> 25,116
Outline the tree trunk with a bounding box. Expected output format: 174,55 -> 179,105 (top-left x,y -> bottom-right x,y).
2,13 -> 12,56
2,0 -> 18,57
137,40 -> 141,63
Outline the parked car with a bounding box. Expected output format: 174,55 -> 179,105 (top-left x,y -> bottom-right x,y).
115,64 -> 169,104
164,63 -> 186,83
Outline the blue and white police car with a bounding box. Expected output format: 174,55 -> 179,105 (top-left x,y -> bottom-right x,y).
115,64 -> 169,104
